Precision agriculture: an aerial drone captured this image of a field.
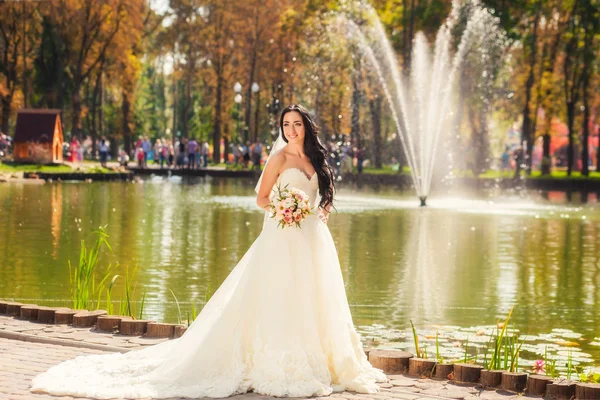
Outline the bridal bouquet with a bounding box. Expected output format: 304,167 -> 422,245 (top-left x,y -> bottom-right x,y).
267,184 -> 312,229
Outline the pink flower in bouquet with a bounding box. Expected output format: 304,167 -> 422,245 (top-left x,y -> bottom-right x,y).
267,184 -> 313,229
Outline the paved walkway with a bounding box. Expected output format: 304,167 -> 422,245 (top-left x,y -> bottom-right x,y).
0,316 -> 531,400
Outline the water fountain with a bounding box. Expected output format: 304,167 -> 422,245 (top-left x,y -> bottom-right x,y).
338,0 -> 504,206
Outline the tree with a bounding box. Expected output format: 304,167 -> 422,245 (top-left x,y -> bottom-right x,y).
0,2 -> 41,134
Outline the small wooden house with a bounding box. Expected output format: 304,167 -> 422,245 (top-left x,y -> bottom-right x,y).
14,109 -> 63,164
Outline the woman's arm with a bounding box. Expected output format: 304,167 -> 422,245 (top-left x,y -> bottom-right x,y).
255,152 -> 285,211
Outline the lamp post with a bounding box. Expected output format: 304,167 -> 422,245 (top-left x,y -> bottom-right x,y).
251,82 -> 260,142
234,82 -> 242,145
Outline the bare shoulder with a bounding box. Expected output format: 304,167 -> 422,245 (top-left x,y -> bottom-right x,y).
267,148 -> 287,169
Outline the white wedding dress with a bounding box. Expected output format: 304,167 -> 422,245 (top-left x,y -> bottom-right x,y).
31,167 -> 387,399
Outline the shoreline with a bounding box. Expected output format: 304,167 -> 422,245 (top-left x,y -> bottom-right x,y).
1,166 -> 600,193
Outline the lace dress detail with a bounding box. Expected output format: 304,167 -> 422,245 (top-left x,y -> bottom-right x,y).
31,169 -> 387,399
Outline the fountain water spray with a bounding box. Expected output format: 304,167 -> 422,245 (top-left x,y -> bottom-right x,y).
338,0 -> 503,206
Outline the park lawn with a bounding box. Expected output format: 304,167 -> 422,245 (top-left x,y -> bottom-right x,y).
480,169 -> 600,180
0,162 -> 73,173
0,162 -> 122,174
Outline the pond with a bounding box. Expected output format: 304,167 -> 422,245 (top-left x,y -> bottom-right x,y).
0,177 -> 599,373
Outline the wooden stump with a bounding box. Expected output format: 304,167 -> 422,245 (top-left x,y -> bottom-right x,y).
120,320 -> 152,336
501,372 -> 528,393
96,315 -> 130,332
368,350 -> 413,374
363,347 -> 372,359
526,374 -> 553,396
37,307 -> 58,324
576,382 -> 600,399
6,302 -> 23,317
19,305 -> 40,320
545,381 -> 576,399
408,358 -> 436,377
453,363 -> 483,384
72,310 -> 107,328
54,309 -> 80,325
480,369 -> 504,388
0,300 -> 10,314
145,323 -> 175,338
173,325 -> 187,338
433,363 -> 454,380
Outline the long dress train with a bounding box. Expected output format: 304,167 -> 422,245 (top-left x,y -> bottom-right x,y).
31,167 -> 387,399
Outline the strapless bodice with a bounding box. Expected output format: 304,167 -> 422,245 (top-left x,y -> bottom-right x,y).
275,168 -> 319,209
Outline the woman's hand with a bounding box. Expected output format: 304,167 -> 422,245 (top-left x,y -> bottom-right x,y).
318,208 -> 330,224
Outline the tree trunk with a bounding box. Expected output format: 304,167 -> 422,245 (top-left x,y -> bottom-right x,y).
182,64 -> 193,139
99,72 -> 104,141
1,96 -> 11,135
402,0 -> 409,76
580,11 -> 595,177
223,131 -> 230,164
245,50 -> 257,143
254,89 -> 260,142
172,78 -> 178,145
212,71 -> 223,163
369,96 -> 383,168
351,53 -> 361,146
22,3 -> 29,108
542,133 -> 551,175
71,87 -> 82,140
407,0 -> 415,74
521,7 -> 541,174
121,90 -> 132,155
566,102 -> 575,176
476,110 -> 490,173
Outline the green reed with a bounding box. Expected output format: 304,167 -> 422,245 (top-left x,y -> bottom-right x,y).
69,227 -> 114,310
118,265 -> 142,318
485,306 -> 514,370
168,288 -> 183,325
410,320 -> 425,358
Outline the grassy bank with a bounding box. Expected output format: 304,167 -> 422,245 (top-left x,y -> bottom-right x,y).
0,162 -> 120,174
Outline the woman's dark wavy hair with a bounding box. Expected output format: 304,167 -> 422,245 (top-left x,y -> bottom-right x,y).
279,104 -> 335,210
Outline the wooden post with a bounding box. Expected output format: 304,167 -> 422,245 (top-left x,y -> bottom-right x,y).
433,363 -> 454,380
480,369 -> 504,388
96,315 -> 131,333
545,381 -> 576,399
0,300 -> 9,314
501,372 -> 528,392
6,302 -> 23,317
145,323 -> 176,338
19,305 -> 40,320
453,363 -> 483,383
173,325 -> 187,338
120,320 -> 152,336
408,358 -> 436,377
37,307 -> 58,324
54,309 -> 80,325
526,374 -> 553,396
368,350 -> 413,374
575,382 -> 600,399
72,310 -> 107,327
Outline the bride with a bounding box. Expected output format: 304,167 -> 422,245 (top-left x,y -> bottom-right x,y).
31,104 -> 387,399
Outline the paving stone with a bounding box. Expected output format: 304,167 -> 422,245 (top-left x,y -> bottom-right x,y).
390,379 -> 418,387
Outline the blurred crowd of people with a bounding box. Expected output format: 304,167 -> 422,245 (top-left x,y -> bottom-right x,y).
0,132 -> 12,158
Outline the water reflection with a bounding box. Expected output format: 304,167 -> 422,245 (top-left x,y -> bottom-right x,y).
0,180 -> 599,367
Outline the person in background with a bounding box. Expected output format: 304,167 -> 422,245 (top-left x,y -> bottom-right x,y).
202,141 -> 209,167
252,139 -> 263,171
142,136 -> 152,167
168,143 -> 175,167
188,138 -> 198,169
99,136 -> 109,168
118,148 -> 129,167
